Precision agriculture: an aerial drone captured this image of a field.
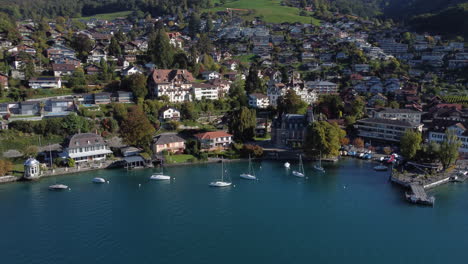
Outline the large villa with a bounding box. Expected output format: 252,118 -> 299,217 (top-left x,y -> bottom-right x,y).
60,133 -> 113,163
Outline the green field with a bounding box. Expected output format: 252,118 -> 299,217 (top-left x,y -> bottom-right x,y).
165,154 -> 196,164
74,11 -> 132,21
207,0 -> 320,24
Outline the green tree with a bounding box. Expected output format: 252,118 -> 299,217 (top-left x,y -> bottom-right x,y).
120,106 -> 156,148
125,73 -> 148,99
188,13 -> 201,37
400,129 -> 422,160
68,67 -> 86,87
228,78 -> 248,108
62,113 -> 89,135
71,34 -> 94,60
244,63 -> 264,93
350,97 -> 365,119
181,101 -> 199,121
228,106 -> 256,141
304,121 -> 346,157
277,90 -> 308,115
108,36 -> 122,57
439,129 -> 462,170
148,28 -> 174,68
318,95 -> 343,119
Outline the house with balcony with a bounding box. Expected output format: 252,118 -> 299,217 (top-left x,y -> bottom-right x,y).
29,77 -> 62,89
60,133 -> 113,163
148,69 -> 194,102
152,133 -> 186,154
192,83 -> 219,100
160,107 -> 181,121
194,131 -> 233,151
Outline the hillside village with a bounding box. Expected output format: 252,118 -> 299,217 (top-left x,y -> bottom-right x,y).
0,5 -> 467,176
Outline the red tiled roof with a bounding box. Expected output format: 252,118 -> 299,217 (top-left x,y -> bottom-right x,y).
194,131 -> 232,140
151,69 -> 194,83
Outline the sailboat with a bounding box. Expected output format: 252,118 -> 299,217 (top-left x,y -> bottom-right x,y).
209,159 -> 232,187
150,166 -> 171,180
292,155 -> 305,178
313,151 -> 325,173
240,155 -> 256,180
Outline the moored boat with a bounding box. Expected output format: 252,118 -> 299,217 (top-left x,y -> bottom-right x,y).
92,177 -> 106,183
49,184 -> 68,190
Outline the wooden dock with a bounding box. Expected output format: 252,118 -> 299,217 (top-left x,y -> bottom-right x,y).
405,184 -> 435,206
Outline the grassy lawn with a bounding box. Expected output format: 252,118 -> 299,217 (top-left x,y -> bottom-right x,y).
74,11 -> 132,21
164,154 -> 196,164
207,0 -> 320,24
234,53 -> 257,63
254,134 -> 271,141
0,131 -> 65,155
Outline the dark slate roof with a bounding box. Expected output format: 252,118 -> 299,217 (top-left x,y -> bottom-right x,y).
153,133 -> 185,145
66,133 -> 106,149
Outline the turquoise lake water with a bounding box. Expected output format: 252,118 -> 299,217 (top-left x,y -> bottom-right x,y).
1,159 -> 468,264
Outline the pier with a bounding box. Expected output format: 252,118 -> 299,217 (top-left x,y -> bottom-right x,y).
405,184 -> 435,206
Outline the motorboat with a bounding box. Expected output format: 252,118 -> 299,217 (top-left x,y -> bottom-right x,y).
92,177 -> 106,183
150,167 -> 171,180
240,155 -> 257,180
49,184 -> 68,190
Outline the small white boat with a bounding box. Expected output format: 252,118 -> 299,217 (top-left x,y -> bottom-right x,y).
240,155 -> 257,180
150,174 -> 171,180
209,181 -> 232,187
284,162 -> 290,168
92,177 -> 106,183
49,184 -> 68,190
374,165 -> 388,171
292,155 -> 305,178
150,167 -> 171,180
210,159 -> 232,187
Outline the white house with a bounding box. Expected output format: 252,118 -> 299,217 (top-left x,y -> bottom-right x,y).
122,66 -> 144,76
249,93 -> 270,109
160,107 -> 181,121
29,77 -> 62,89
61,133 -> 113,163
428,121 -> 468,155
192,83 -> 219,100
201,71 -> 220,80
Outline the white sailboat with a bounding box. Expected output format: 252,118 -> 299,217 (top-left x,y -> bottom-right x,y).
313,151 -> 325,173
240,155 -> 256,180
292,155 -> 305,178
150,166 -> 171,180
209,159 -> 232,187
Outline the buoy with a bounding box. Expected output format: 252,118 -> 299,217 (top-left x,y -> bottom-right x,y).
107,181 -> 110,184
139,184 -> 141,187
69,188 -> 71,191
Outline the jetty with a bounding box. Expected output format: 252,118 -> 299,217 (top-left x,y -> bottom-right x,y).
405,184 -> 435,206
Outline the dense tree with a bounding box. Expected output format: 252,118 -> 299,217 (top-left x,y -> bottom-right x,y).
71,34 -> 94,61
228,107 -> 256,141
0,160 -> 13,176
124,73 -> 147,99
277,90 -> 308,115
68,67 -> 86,87
244,63 -> 264,93
400,129 -> 422,160
350,97 -> 365,119
228,79 -> 248,109
188,12 -> 201,37
148,28 -> 174,68
304,121 -> 346,157
62,113 -> 89,135
197,33 -> 213,54
120,106 -> 156,149
439,129 -> 462,170
318,95 -> 343,119
108,36 -> 122,57
180,101 -> 199,121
